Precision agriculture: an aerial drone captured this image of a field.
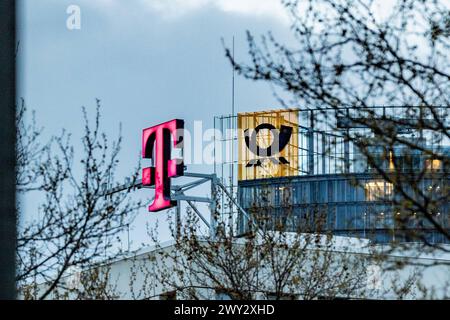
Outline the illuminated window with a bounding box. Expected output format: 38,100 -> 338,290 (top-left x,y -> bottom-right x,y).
365,180 -> 393,201
388,151 -> 395,171
425,159 -> 442,171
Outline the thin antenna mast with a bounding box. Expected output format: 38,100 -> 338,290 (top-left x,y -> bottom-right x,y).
230,36 -> 235,235
232,36 -> 235,117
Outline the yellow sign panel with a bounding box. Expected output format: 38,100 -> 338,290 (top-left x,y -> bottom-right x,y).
238,109 -> 299,180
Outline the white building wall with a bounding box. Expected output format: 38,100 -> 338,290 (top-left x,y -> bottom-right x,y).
22,237 -> 450,300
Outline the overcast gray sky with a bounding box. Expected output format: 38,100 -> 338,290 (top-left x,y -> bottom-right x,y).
17,0 -> 295,246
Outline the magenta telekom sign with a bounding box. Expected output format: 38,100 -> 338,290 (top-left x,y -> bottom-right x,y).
142,119 -> 184,212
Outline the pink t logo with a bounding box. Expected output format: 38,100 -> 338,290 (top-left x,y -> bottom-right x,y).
142,119 -> 184,212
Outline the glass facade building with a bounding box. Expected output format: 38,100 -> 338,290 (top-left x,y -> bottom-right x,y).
237,172 -> 449,243
214,107 -> 450,244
